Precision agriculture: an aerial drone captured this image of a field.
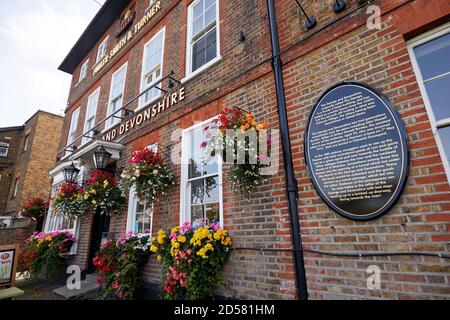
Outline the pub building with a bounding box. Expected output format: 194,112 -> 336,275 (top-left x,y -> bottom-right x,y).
46,0 -> 450,299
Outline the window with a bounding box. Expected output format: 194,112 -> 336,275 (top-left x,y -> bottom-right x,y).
127,189 -> 153,234
78,59 -> 89,83
186,0 -> 220,77
66,107 -> 80,156
0,142 -> 9,157
106,62 -> 128,128
45,179 -> 78,254
12,177 -> 20,198
82,88 -> 100,145
181,119 -> 222,227
408,23 -> 450,182
139,28 -> 165,108
23,135 -> 29,153
96,36 -> 109,63
126,144 -> 157,234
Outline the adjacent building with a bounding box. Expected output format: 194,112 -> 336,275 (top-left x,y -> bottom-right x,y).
49,0 -> 450,299
0,111 -> 63,233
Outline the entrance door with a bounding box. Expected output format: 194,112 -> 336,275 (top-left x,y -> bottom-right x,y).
87,213 -> 111,273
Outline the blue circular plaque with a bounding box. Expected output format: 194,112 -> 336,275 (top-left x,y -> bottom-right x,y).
304,82 -> 409,220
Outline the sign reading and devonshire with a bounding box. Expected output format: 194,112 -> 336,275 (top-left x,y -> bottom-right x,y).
304,82 -> 409,220
102,87 -> 185,142
93,1 -> 162,76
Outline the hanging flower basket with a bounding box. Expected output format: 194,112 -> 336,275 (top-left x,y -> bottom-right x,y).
51,182 -> 88,217
81,170 -> 126,216
203,107 -> 270,199
150,222 -> 232,300
93,232 -> 151,299
21,197 -> 49,220
20,231 -> 76,281
120,148 -> 176,207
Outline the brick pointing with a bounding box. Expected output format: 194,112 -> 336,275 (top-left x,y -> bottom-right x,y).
58,0 -> 450,300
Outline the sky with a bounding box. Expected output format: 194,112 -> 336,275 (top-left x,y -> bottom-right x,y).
0,0 -> 105,127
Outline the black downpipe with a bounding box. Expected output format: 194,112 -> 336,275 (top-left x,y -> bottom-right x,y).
267,0 -> 308,300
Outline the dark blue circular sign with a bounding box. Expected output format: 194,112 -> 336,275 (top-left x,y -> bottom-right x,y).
304,82 -> 409,220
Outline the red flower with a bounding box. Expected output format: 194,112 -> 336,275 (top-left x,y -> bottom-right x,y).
86,170 -> 116,186
200,141 -> 207,148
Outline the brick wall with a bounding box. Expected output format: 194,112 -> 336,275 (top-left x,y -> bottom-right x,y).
4,111 -> 63,216
0,127 -> 23,213
58,0 -> 450,300
278,0 -> 450,299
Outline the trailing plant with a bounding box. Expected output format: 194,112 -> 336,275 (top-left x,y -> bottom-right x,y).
202,107 -> 270,199
93,232 -> 151,299
21,197 -> 49,220
81,170 -> 126,216
150,222 -> 232,300
120,148 -> 176,207
51,182 -> 87,217
20,231 -> 76,280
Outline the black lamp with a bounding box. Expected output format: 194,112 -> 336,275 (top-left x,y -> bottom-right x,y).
333,0 -> 345,13
63,163 -> 80,183
93,145 -> 112,170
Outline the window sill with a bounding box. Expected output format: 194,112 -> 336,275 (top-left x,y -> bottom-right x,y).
181,56 -> 222,84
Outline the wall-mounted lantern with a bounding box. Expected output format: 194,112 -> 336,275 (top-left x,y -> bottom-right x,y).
93,145 -> 112,170
63,162 -> 80,183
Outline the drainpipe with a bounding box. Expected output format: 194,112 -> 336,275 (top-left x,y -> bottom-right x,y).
266,0 -> 308,300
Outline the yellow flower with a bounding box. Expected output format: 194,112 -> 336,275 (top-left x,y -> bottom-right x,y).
83,193 -> 89,200
178,235 -> 186,243
150,245 -> 158,253
204,243 -> 214,252
222,237 -> 232,246
157,255 -> 162,261
92,200 -> 97,205
45,236 -> 52,242
157,236 -> 165,244
171,226 -> 180,234
197,248 -> 206,257
172,241 -> 180,249
151,237 -> 156,243
103,180 -> 109,188
89,189 -> 96,195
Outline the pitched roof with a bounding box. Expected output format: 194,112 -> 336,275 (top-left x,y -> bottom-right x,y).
58,0 -> 131,74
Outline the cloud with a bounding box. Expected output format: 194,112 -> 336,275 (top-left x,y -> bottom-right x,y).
0,1 -> 101,126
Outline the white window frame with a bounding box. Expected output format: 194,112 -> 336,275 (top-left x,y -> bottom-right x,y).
96,36 -> 109,63
82,88 -> 101,145
180,117 -> 223,227
12,177 -> 19,198
78,59 -> 89,84
66,107 -> 80,156
138,27 -> 166,110
23,135 -> 29,152
0,142 -> 9,157
106,62 -> 128,129
184,0 -> 221,82
44,172 -> 80,254
126,144 -> 158,235
407,22 -> 450,183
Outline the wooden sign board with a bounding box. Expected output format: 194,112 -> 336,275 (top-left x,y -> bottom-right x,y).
0,245 -> 19,288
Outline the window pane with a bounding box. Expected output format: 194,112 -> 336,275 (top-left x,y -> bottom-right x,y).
204,4 -> 216,26
424,74 -> 450,121
204,176 -> 219,203
205,203 -> 219,224
193,17 -> 203,36
191,179 -> 204,204
205,0 -> 215,9
191,205 -> 204,224
415,32 -> 450,80
193,1 -> 203,20
205,29 -> 217,63
188,129 -> 202,178
438,126 -> 450,164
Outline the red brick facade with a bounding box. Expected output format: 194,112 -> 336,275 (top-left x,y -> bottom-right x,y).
54,0 -> 450,299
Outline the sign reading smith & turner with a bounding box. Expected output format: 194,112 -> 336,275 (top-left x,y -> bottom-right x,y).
304,82 -> 409,220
